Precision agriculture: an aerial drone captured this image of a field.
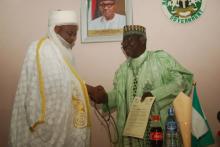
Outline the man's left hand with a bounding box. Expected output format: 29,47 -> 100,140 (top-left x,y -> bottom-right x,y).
141,91 -> 153,102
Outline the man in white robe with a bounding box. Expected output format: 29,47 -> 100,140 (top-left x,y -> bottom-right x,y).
10,10 -> 91,147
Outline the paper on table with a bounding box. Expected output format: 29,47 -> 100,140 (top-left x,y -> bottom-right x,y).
123,96 -> 155,138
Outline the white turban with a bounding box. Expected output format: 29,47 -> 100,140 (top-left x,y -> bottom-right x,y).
48,10 -> 78,66
48,10 -> 78,26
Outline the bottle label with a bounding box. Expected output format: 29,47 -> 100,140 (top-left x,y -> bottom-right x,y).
166,121 -> 177,132
150,132 -> 163,141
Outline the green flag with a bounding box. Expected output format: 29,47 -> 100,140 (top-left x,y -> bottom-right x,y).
191,85 -> 215,147
88,0 -> 91,9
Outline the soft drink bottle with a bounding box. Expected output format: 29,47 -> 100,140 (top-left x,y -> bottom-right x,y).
149,115 -> 163,147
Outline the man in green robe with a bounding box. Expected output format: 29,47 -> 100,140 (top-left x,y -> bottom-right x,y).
88,25 -> 193,147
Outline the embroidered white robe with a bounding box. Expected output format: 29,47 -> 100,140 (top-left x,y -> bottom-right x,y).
10,38 -> 91,147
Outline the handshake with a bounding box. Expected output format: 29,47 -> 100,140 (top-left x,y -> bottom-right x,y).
86,84 -> 154,104
86,84 -> 108,104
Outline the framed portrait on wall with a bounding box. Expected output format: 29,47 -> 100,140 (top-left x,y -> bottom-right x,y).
81,0 -> 133,43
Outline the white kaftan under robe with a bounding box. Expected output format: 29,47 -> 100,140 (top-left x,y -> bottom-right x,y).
10,38 -> 91,147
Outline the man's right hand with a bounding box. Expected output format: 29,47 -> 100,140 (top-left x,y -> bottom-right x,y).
86,84 -> 108,104
93,85 -> 108,104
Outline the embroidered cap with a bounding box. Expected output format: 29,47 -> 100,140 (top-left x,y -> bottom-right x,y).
123,25 -> 146,37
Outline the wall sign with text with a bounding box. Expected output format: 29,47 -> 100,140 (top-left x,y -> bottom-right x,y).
162,0 -> 206,23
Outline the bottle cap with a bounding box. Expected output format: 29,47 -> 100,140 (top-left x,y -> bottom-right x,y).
151,115 -> 160,121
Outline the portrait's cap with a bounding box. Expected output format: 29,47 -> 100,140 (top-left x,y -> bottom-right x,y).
48,10 -> 78,26
123,25 -> 146,37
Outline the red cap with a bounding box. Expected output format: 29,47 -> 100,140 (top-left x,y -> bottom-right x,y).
151,115 -> 160,121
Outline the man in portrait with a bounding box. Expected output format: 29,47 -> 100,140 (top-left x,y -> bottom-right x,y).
88,0 -> 126,31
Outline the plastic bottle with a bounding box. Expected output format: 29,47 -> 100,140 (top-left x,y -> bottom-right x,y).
149,115 -> 163,147
165,107 -> 179,147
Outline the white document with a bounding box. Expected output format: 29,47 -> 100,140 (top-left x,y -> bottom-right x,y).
123,96 -> 155,138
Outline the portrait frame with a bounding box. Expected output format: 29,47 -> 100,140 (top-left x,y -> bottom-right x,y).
81,0 -> 133,43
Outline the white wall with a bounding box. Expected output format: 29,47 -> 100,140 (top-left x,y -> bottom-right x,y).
0,0 -> 219,147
